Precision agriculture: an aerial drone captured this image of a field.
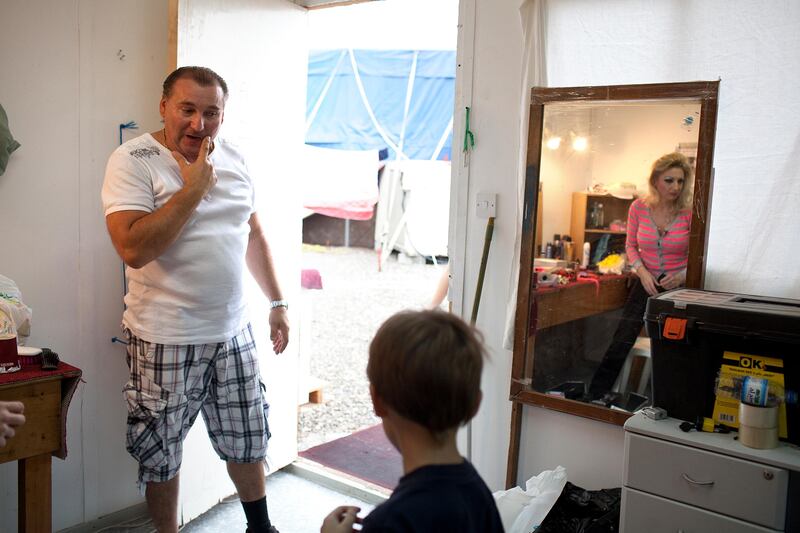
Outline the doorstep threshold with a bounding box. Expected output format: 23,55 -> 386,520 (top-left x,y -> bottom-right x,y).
286,458 -> 390,505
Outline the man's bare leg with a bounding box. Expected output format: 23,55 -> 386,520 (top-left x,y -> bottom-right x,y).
228,461 -> 274,531
145,474 -> 180,533
227,461 -> 266,501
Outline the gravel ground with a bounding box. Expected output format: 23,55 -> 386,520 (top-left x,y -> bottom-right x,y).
298,245 -> 446,451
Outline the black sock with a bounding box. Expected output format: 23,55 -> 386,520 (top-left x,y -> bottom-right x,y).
241,496 -> 272,532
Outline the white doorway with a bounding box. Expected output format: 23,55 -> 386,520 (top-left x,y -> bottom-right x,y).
173,0 -> 459,516
174,0 -> 307,521
295,0 -> 459,490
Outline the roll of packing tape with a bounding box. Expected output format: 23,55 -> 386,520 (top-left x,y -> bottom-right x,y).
739,403 -> 778,449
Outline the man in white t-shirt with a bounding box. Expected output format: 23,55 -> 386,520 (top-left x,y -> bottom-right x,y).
102,66 -> 287,533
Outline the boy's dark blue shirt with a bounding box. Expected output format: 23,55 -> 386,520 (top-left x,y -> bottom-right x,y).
361,460 -> 505,533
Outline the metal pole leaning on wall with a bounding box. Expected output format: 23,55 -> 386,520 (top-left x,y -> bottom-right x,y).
471,216 -> 495,324
467,215 -> 494,461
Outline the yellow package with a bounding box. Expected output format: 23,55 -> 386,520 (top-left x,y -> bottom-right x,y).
713,351 -> 787,438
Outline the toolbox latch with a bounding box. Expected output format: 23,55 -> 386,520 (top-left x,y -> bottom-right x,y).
662,317 -> 687,340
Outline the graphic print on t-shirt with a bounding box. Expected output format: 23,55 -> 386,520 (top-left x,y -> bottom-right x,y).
130,146 -> 161,159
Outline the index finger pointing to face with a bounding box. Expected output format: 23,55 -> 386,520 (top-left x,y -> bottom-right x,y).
201,136 -> 212,159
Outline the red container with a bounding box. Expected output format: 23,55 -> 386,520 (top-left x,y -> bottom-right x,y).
0,336 -> 19,371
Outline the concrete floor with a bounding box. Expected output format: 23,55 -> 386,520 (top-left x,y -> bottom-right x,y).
182,467 -> 377,533
87,466 -> 379,533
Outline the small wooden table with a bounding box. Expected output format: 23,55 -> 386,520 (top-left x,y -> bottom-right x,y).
535,273 -> 630,330
0,362 -> 82,533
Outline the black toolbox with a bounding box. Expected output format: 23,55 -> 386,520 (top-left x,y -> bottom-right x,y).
645,289 -> 800,444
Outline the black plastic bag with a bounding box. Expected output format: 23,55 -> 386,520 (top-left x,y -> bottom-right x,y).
535,481 -> 621,533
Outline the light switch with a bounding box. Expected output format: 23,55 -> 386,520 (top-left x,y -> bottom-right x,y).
476,193 -> 497,218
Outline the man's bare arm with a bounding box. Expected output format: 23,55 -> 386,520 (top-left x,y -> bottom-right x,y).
106,137 -> 216,268
246,212 -> 289,353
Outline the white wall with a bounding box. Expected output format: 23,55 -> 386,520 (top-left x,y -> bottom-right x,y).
0,0 -> 168,529
540,107 -> 592,244
457,0 -> 800,492
588,104 -> 701,192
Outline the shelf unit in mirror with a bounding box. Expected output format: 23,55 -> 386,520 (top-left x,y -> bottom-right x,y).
570,193 -> 635,264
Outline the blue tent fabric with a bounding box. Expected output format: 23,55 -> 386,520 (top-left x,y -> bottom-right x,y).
306,49 -> 455,161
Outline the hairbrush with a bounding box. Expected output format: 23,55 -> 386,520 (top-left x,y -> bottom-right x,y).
40,348 -> 60,370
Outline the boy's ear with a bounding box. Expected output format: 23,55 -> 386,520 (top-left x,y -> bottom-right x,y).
370,383 -> 388,417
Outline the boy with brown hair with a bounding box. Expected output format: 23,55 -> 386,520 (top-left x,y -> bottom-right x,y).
321,310 -> 504,533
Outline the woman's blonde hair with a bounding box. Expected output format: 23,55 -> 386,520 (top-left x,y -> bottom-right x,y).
646,152 -> 694,210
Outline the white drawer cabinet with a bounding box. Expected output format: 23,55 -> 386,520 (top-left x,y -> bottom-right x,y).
626,433 -> 787,528
621,413 -> 800,533
623,488 -> 779,533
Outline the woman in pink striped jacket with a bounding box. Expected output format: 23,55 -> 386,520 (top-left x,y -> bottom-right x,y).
589,152 -> 693,400
627,153 -> 694,295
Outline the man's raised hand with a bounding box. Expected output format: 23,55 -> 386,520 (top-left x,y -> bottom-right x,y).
171,136 -> 217,198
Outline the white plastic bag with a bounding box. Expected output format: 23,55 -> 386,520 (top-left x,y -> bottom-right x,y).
493,466 -> 568,533
0,274 -> 32,342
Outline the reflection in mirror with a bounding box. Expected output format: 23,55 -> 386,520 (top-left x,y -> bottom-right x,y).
531,100 -> 702,413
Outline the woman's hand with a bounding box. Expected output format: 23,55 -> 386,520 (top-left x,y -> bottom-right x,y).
321,506 -> 361,533
660,270 -> 686,290
635,267 -> 660,296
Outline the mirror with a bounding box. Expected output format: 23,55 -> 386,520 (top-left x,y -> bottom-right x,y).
510,82 -> 719,426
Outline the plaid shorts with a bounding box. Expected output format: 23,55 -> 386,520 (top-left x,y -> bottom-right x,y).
123,324 -> 270,488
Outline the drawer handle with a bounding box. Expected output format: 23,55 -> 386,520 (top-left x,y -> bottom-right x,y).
681,473 -> 715,487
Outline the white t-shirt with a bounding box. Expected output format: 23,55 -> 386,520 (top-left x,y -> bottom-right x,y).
102,133 -> 255,344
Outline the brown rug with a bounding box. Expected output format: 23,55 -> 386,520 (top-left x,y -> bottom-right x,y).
300,423 -> 403,490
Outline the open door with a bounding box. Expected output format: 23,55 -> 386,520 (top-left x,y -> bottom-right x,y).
172,0 -> 306,521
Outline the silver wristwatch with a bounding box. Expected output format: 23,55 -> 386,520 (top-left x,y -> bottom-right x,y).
270,299 -> 289,310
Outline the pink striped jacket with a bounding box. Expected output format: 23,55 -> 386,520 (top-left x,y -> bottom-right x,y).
626,199 -> 691,277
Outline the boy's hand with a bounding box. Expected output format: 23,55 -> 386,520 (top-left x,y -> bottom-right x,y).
321,506 -> 361,533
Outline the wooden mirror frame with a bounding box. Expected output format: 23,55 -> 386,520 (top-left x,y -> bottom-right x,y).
506,81 -> 719,487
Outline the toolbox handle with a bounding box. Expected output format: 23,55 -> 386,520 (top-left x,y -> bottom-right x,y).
693,321 -> 799,345
656,314 -> 695,342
